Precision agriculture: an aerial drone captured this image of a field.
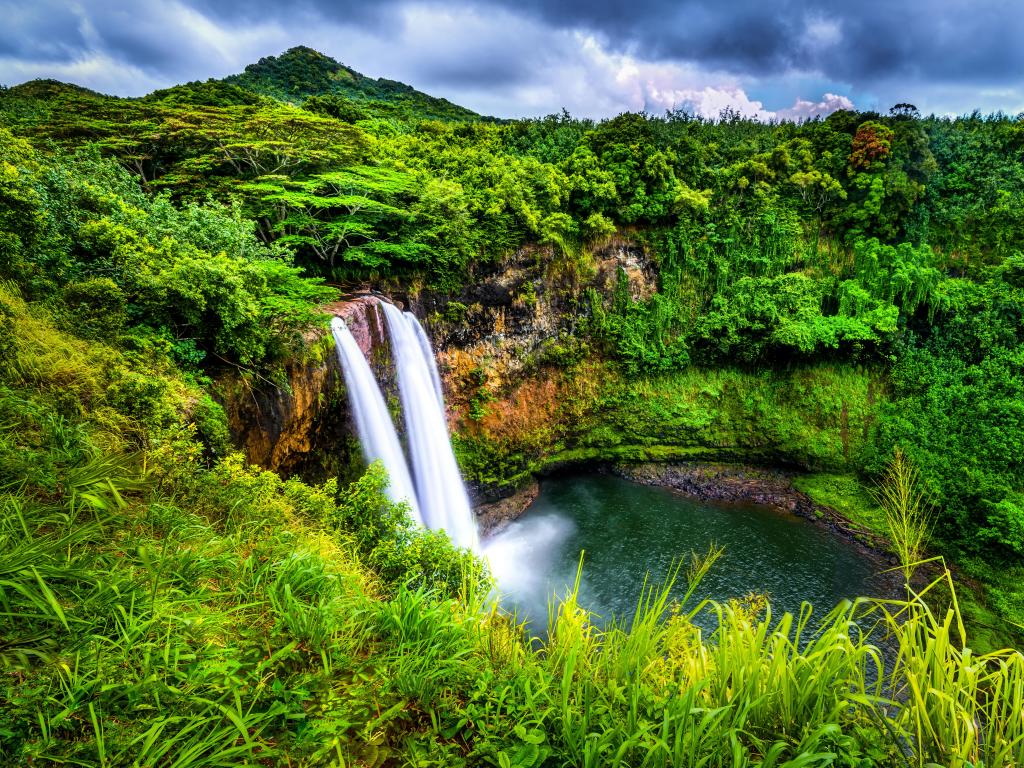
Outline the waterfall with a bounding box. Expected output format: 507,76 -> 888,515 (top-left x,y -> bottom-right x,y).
409,312 -> 445,408
330,317 -> 423,526
380,302 -> 479,551
331,304 -> 479,552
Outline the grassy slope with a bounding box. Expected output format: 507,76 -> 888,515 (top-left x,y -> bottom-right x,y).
794,472 -> 1024,651
3,253 -> 1024,767
0,281 -> 481,763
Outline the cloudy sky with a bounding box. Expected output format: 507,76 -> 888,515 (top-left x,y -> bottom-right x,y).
1,0 -> 1023,120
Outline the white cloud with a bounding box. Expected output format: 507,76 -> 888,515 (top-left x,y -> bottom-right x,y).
803,16 -> 842,51
0,51 -> 164,93
646,83 -> 773,120
353,8 -> 854,120
775,92 -> 855,121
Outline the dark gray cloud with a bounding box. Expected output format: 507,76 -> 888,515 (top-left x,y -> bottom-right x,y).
475,0 -> 1024,84
188,0 -> 394,24
423,53 -> 537,89
495,0 -> 803,72
0,0 -> 1022,117
810,1 -> 1023,85
0,3 -> 89,61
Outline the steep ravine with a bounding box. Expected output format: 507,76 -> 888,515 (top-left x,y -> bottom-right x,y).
217,239 -> 659,493
218,239 -> 883,533
211,261 -> 1019,650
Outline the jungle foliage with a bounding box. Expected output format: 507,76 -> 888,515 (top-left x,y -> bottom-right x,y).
2,47 -> 1024,765
3,51 -> 1023,562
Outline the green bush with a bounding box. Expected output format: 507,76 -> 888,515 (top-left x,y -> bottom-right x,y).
191,394 -> 231,459
61,277 -> 126,340
325,462 -> 487,598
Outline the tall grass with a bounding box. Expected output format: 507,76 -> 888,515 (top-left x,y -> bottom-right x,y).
872,447 -> 934,586
516,564 -> 1024,768
5,483 -> 1024,766
1,416 -> 1022,766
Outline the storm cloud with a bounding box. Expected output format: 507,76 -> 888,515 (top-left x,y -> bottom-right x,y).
480,0 -> 1024,83
0,0 -> 1021,119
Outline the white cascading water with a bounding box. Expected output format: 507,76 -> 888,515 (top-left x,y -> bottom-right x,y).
380,302 -> 479,550
330,317 -> 423,526
409,312 -> 445,408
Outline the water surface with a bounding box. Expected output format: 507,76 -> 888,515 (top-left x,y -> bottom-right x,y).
485,473 -> 887,634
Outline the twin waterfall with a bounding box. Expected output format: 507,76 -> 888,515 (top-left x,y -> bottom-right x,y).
330,316 -> 423,526
330,302 -> 479,551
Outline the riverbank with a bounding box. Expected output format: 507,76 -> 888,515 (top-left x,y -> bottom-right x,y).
611,461 -> 897,565
478,460 -> 894,561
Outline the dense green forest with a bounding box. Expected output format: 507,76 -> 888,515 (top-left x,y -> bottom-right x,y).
2,46 -> 1024,765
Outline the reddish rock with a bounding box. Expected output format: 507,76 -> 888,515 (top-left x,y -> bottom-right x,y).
219,295 -> 399,482
325,296 -> 389,359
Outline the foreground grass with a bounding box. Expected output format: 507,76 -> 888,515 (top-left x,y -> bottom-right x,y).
798,472 -> 1024,653
3,441 -> 1024,766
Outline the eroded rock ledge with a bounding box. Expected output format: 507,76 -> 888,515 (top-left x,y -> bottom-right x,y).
476,478 -> 540,536
613,462 -> 814,512
219,297 -> 392,482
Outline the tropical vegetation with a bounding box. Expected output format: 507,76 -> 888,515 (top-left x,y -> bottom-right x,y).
1,45 -> 1023,765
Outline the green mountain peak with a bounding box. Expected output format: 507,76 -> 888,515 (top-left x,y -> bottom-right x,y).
222,46 -> 479,121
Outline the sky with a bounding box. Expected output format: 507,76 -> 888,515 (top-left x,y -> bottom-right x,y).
1,0 -> 1023,120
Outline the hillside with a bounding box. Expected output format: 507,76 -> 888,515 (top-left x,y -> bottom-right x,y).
222,45 -> 480,121
1,46 -> 480,123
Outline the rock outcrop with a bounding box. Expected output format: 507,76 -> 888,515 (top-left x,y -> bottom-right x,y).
613,462 -> 813,512
219,241 -> 658,502
219,297 -> 396,482
219,343 -> 346,481
398,240 -> 656,432
476,478 -> 540,535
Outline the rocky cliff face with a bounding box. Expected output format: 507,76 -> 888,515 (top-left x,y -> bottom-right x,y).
218,239 -> 657,497
220,344 -> 344,481
420,239 -> 652,352
219,296 -> 395,483
408,239 -> 656,429
219,238 -> 876,531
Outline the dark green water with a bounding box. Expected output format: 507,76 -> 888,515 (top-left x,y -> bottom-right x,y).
484,474 -> 888,634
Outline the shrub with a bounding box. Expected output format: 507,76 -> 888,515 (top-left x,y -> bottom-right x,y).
325,462 -> 487,598
191,394 -> 231,459
62,277 -> 126,340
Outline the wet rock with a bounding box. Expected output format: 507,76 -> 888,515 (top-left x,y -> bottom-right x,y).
218,343 -> 349,481
476,478 -> 540,537
328,297 -> 388,360
613,462 -> 811,513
